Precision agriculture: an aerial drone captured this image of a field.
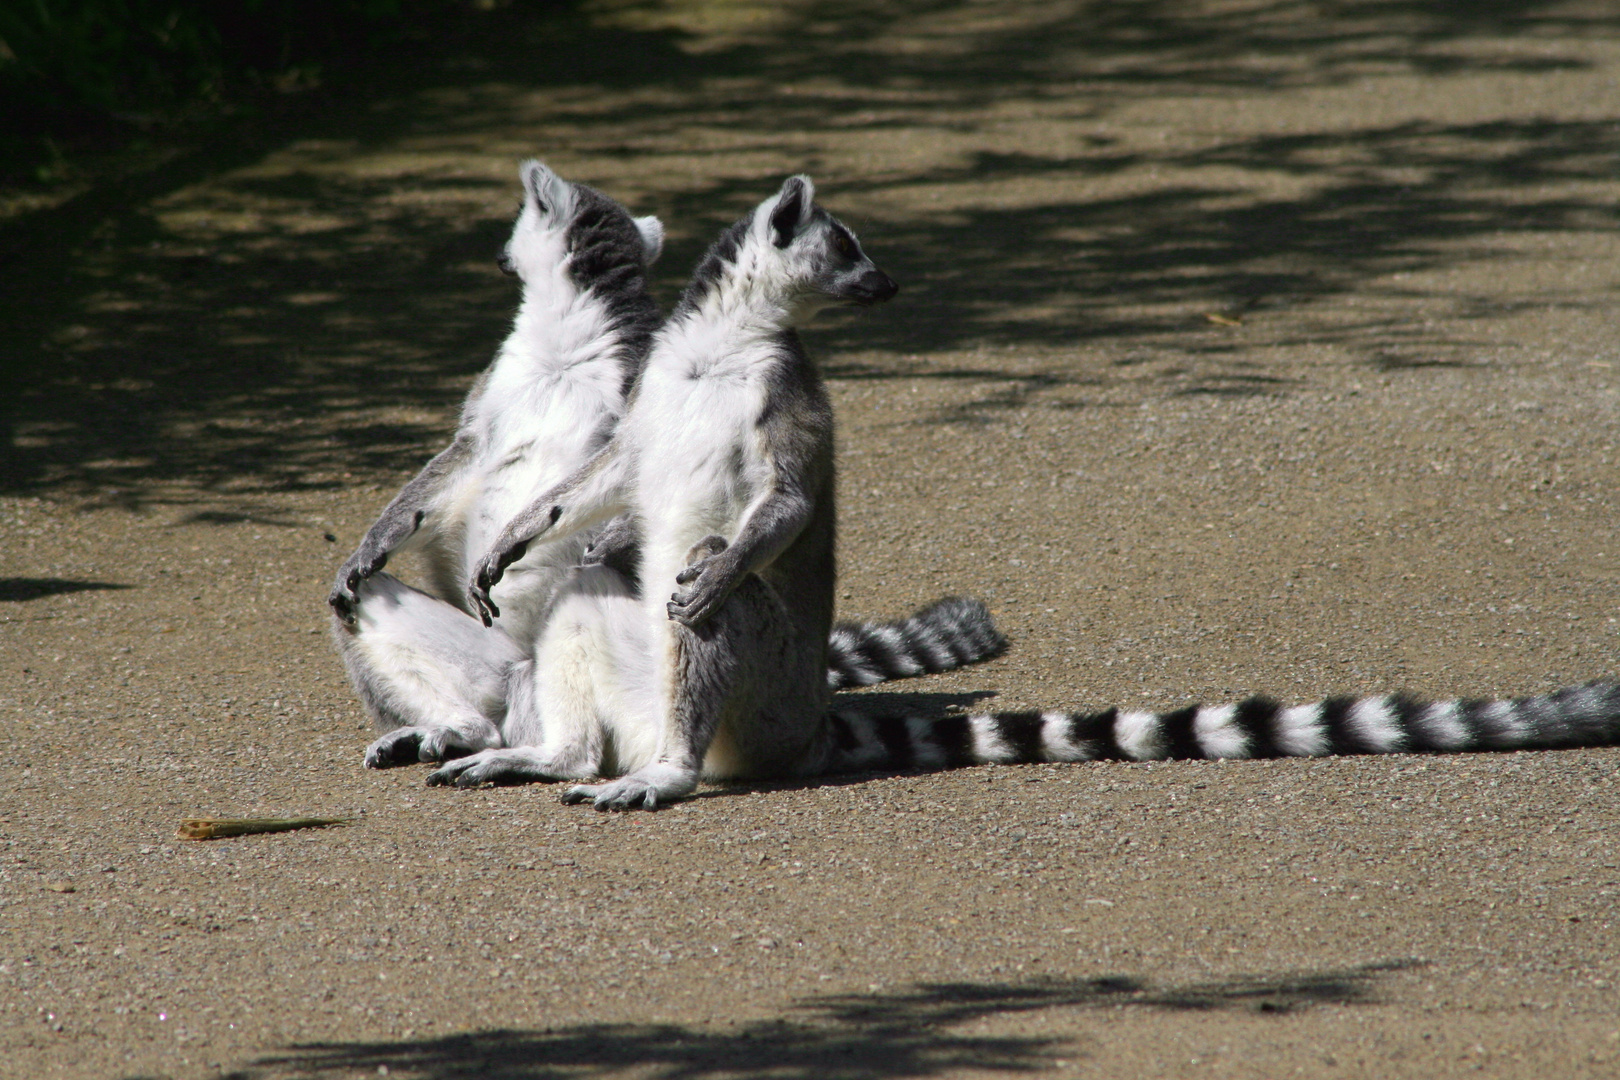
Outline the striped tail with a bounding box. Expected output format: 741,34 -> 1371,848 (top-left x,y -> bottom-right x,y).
827,681 -> 1620,773
826,596 -> 1008,690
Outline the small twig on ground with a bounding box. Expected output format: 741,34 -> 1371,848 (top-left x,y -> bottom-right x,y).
175,816 -> 354,840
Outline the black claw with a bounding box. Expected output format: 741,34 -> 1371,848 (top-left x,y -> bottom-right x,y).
470,583 -> 499,626
368,730 -> 423,768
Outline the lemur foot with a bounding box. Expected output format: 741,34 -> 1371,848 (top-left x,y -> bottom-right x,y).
562,763 -> 697,811
425,748 -> 591,788
363,726 -> 478,769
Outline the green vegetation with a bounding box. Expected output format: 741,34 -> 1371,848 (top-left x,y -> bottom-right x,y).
0,0 -> 423,112
0,1 -> 542,185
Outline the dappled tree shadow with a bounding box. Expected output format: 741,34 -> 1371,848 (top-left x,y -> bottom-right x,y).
721,0 -> 1608,94
239,961 -> 1420,1079
1,0 -> 1616,502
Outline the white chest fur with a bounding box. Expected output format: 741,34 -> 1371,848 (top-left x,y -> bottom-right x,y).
631,332 -> 774,532
462,277 -> 625,549
622,321 -> 777,608
447,275 -> 629,644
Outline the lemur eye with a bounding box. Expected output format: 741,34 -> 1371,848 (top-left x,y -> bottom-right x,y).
834,232 -> 855,259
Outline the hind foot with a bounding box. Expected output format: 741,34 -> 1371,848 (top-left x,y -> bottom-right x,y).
364,726 -> 487,769
425,748 -> 594,788
562,762 -> 698,811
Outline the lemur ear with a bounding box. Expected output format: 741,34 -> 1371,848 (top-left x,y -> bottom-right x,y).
768,174 -> 816,248
519,159 -> 571,217
633,215 -> 665,266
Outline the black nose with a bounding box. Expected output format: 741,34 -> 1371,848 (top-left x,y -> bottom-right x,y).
858,269 -> 899,304
497,251 -> 517,276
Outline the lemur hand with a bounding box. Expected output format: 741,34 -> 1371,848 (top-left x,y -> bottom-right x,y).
667,538 -> 739,628
581,516 -> 636,568
328,543 -> 389,624
468,539 -> 528,627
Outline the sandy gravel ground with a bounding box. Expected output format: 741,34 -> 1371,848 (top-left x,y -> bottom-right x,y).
3,2 -> 1620,1077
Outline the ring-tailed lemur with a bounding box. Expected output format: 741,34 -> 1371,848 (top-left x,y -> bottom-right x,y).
327,160 -> 664,767
329,166 -> 1004,771
436,175 -> 923,802
434,174 -> 1620,804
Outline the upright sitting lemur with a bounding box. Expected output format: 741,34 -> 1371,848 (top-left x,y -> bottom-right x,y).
443,175 -> 1620,808
331,166 -> 1005,770
328,161 -> 664,768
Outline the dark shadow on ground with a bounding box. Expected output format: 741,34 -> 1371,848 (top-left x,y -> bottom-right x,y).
0,577 -> 133,602
234,961 -> 1419,1079
3,1 -> 1616,502
179,508 -> 309,527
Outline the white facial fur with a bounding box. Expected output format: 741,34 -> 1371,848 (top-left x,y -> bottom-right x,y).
503,160 -> 577,283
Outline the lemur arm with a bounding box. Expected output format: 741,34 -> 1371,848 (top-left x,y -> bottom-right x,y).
328,435 -> 476,623
467,441 -> 632,626
667,469 -> 816,629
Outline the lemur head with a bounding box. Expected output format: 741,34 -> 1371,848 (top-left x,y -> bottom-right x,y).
752,175 -> 898,318
678,175 -> 898,322
497,160 -> 664,289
